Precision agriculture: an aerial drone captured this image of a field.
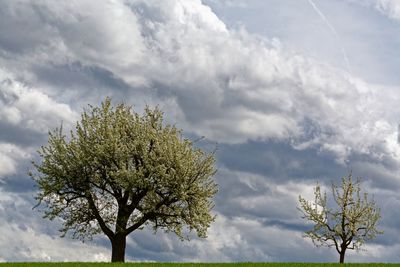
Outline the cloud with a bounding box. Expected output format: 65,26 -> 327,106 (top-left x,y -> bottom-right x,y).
137,1 -> 400,165
0,143 -> 30,179
0,68 -> 77,180
125,212 -> 332,262
124,0 -> 400,166
0,68 -> 77,134
123,167 -> 361,262
0,223 -> 110,262
1,0 -> 398,165
0,67 -> 80,186
0,190 -> 110,262
0,0 -> 399,263
345,0 -> 400,21
204,0 -> 248,8
374,0 -> 400,20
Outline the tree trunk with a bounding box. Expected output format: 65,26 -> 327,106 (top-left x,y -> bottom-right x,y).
111,234 -> 126,262
339,248 -> 346,264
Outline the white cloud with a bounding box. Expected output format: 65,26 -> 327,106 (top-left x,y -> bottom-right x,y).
126,0 -> 400,164
0,143 -> 30,178
345,0 -> 400,21
375,0 -> 400,20
0,68 -> 77,134
0,190 -> 111,262
0,68 -> 78,179
0,189 -> 131,262
0,0 -> 398,165
1,224 -> 108,262
43,0 -> 145,80
347,243 -> 400,262
127,211 -> 326,262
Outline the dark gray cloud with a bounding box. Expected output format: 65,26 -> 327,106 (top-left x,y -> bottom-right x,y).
218,140 -> 346,181
32,63 -> 132,92
0,121 -> 45,146
0,2 -> 55,54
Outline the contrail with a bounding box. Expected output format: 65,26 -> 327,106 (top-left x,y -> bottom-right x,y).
306,0 -> 352,73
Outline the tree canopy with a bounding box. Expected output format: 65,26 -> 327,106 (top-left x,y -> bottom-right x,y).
298,173 -> 382,263
31,98 -> 218,262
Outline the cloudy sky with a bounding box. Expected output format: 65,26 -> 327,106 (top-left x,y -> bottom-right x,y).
1,0 -> 400,263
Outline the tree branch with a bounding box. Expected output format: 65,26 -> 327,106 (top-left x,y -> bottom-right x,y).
125,195 -> 179,235
127,189 -> 148,212
86,192 -> 114,239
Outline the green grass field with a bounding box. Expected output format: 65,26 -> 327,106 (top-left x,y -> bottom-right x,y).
1,263 -> 400,267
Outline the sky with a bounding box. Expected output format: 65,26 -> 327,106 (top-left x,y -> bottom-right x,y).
1,0 -> 400,263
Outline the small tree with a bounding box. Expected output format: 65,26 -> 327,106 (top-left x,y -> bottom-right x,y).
30,98 -> 218,262
298,173 -> 382,263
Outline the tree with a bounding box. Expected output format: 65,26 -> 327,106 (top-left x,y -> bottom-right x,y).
298,173 -> 382,263
30,98 -> 218,262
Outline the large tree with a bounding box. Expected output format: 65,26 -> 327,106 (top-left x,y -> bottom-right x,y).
30,98 -> 218,262
298,173 -> 382,263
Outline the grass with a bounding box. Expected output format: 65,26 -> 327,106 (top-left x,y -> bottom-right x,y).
0,264 -> 398,266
